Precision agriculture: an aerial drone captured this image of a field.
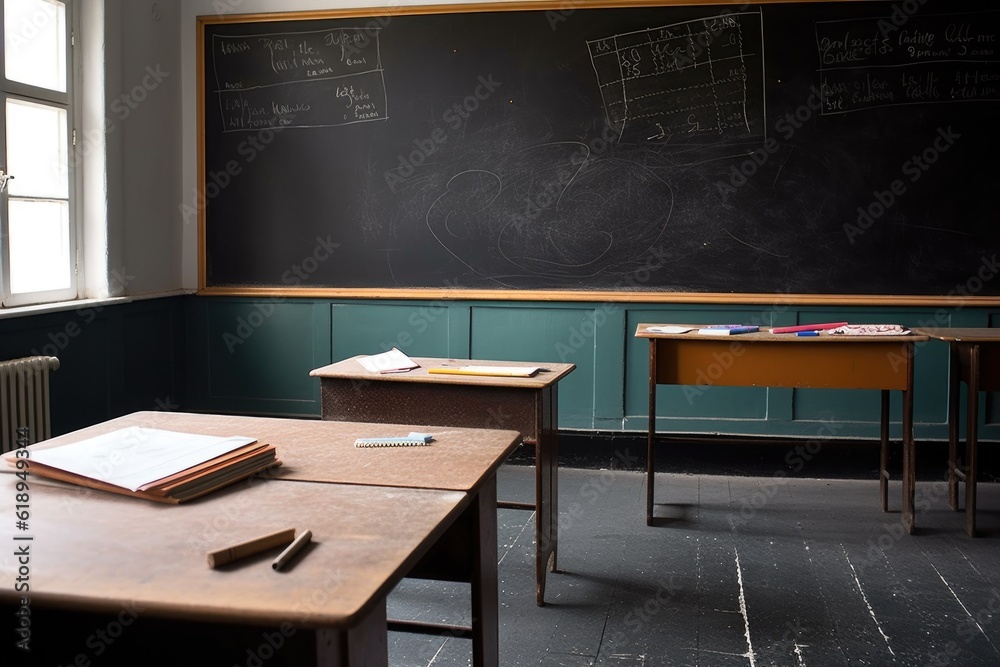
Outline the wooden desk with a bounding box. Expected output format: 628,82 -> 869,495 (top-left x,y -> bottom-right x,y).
913,327 -> 1000,536
1,411 -> 521,666
309,357 -> 575,606
635,325 -> 927,533
0,476 -> 464,666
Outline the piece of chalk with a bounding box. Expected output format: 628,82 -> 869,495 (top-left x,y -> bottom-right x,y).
207,528 -> 295,568
272,530 -> 312,570
796,331 -> 820,337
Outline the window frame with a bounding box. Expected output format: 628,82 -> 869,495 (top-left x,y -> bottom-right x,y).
0,0 -> 80,308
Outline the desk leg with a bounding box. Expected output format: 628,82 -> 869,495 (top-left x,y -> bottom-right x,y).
535,386 -> 559,606
647,342 -> 657,527
965,345 -> 980,538
948,344 -> 962,511
316,599 -> 389,667
472,475 -> 501,667
902,345 -> 916,535
880,389 -> 890,513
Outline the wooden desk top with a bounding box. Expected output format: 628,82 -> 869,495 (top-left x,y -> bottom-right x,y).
913,327 -> 1000,343
0,476 -> 465,628
635,323 -> 928,343
310,356 -> 575,389
20,411 -> 521,493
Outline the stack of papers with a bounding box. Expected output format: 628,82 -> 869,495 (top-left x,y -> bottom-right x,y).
356,347 -> 419,373
643,326 -> 695,334
3,427 -> 281,503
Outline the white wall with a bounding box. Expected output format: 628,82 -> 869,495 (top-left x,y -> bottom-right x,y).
90,0 -> 184,298
176,0 -> 502,291
118,0 -> 183,295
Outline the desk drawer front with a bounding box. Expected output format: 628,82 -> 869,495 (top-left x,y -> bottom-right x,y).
654,340 -> 912,390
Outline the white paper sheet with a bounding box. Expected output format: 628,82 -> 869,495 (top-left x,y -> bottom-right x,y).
28,427 -> 257,491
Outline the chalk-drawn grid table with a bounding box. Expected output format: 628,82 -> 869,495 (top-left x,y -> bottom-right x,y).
588,12 -> 765,142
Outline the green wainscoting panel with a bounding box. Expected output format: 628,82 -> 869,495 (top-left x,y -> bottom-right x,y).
0,298 -> 186,436
330,302 -> 453,361
172,296 -> 1000,440
28,315 -> 113,436
195,299 -> 326,416
468,305 -> 598,429
118,306 -> 184,415
4,296 -> 998,444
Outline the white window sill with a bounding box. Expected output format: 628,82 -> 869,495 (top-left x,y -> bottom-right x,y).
0,290 -> 192,320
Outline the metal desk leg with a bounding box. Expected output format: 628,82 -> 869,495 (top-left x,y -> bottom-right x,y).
965,345 -> 980,537
902,344 -> 916,534
647,342 -> 657,527
947,344 -> 962,511
880,389 -> 890,512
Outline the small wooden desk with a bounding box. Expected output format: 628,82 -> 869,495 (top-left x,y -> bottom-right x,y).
913,327 -> 1000,536
636,325 -> 927,532
1,412 -> 521,666
309,357 -> 575,606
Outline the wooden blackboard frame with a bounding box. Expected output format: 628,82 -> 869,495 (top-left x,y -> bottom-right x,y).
197,0 -> 1000,306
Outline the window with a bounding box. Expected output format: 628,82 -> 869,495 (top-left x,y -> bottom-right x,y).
1,0 -> 76,307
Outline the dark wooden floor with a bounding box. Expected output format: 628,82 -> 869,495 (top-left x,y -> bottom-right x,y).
387,464 -> 1000,666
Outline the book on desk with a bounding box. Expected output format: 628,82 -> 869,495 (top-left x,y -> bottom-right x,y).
2,426 -> 281,503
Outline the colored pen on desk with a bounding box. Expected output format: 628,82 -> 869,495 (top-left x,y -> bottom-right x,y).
796,331 -> 820,337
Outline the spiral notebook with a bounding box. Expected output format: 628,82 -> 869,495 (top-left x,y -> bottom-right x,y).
354,432 -> 434,448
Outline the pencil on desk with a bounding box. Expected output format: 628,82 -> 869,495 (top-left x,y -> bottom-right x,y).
207,527 -> 296,568
272,529 -> 312,570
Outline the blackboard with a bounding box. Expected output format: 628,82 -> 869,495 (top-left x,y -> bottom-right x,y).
198,1 -> 1000,300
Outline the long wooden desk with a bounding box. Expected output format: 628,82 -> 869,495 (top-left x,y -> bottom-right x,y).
309,357 -> 575,606
635,325 -> 927,533
913,327 -> 1000,536
0,411 -> 521,666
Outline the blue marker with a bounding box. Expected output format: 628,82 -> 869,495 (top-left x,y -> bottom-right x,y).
796,331 -> 820,337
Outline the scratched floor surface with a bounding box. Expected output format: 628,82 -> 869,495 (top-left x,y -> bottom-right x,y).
387,464 -> 1000,666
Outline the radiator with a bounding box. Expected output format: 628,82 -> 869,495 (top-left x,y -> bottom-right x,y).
0,356 -> 60,454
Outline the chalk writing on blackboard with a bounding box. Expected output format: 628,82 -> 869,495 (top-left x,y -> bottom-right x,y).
586,12 -> 765,143
211,28 -> 388,130
817,10 -> 1000,114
